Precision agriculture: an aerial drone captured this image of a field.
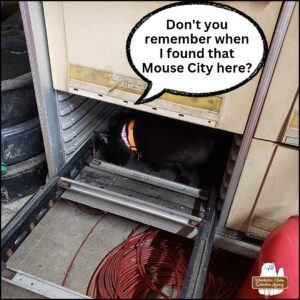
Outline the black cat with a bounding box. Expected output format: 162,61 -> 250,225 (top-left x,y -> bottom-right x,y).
98,111 -> 233,185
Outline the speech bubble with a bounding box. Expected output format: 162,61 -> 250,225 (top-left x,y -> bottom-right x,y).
126,1 -> 268,105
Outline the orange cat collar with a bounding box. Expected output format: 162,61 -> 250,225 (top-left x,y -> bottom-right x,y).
127,120 -> 137,152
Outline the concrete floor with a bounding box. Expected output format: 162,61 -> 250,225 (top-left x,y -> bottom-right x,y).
1,196 -> 147,299
6,200 -> 145,294
1,195 -> 32,229
1,195 -> 34,299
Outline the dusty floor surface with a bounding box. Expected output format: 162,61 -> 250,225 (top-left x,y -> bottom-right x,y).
1,195 -> 32,229
1,195 -> 38,299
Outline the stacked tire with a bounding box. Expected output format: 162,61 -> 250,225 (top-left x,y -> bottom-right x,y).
1,10 -> 48,202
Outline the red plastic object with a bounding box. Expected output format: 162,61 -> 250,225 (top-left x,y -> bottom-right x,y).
236,215 -> 299,299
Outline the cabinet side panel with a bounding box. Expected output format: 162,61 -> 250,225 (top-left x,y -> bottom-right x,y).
226,139 -> 277,232
43,2 -> 68,92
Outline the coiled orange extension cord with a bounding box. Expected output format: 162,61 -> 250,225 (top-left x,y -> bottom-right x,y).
86,228 -> 194,299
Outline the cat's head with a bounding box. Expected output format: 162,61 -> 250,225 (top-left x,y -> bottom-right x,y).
97,124 -> 133,166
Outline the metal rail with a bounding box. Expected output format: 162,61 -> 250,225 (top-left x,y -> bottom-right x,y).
2,267 -> 91,299
214,233 -> 261,259
20,1 -> 68,177
60,177 -> 201,239
1,137 -> 95,263
90,159 -> 207,199
180,184 -> 219,298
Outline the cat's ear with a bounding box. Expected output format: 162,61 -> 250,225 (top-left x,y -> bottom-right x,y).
97,132 -> 110,144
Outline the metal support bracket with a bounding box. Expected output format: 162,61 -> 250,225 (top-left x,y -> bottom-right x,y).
180,186 -> 219,299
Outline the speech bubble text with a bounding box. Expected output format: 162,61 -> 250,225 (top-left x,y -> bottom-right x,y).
126,2 -> 268,105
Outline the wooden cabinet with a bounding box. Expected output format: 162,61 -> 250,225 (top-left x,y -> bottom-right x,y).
247,145 -> 298,238
41,2 -> 298,239
43,1 -> 282,133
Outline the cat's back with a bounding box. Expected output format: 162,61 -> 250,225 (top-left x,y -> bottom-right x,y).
134,114 -> 218,143
133,114 -> 222,166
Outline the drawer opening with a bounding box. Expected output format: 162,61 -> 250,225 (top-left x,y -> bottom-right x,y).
45,90 -> 240,237
58,143 -> 205,239
49,100 -> 238,235
57,101 -> 237,236
51,89 -> 237,201
93,104 -> 236,193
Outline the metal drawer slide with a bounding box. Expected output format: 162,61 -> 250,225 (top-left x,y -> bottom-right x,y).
60,177 -> 201,239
